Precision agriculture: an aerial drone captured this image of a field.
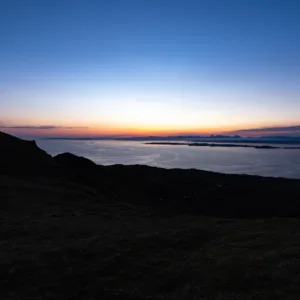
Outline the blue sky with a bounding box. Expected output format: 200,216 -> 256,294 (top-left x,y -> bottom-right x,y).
1,0 -> 300,137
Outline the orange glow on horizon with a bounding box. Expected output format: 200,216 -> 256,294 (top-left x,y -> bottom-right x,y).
3,120 -> 300,138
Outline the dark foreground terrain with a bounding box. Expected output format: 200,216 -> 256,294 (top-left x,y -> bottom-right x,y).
1,131 -> 300,299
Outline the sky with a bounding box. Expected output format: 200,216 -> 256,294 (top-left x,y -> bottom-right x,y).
1,0 -> 300,137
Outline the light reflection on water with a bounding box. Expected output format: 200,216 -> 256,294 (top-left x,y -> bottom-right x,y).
37,140 -> 300,179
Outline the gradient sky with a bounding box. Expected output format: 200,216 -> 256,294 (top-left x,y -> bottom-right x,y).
1,0 -> 300,137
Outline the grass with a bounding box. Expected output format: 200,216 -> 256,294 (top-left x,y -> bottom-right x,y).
1,174 -> 300,299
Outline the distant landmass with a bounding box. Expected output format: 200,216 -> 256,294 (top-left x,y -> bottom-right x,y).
44,134 -> 300,145
45,134 -> 242,140
145,142 -> 300,149
260,135 -> 300,139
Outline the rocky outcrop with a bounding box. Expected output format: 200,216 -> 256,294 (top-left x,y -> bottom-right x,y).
54,152 -> 96,169
0,131 -> 57,176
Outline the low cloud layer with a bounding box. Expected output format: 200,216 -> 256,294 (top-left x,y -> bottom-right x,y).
0,125 -> 88,130
236,126 -> 300,133
231,125 -> 300,137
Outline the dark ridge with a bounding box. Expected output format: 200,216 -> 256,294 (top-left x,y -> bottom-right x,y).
102,164 -> 300,218
0,131 -> 58,176
54,152 -> 96,169
53,152 -> 104,184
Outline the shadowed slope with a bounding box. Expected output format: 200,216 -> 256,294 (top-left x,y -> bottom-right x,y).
2,173 -> 300,299
0,131 -> 57,176
2,132 -> 300,299
53,152 -> 106,186
103,165 -> 300,217
54,152 -> 96,169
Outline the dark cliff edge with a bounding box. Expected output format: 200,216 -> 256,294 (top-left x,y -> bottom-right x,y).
0,131 -> 59,176
1,131 -> 300,218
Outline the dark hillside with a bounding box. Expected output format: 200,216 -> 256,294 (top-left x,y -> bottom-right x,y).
0,131 -> 57,176
102,165 -> 300,217
2,174 -> 300,299
2,131 -> 300,299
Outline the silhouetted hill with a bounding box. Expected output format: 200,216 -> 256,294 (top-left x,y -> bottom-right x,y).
0,131 -> 57,176
2,131 -> 300,217
104,165 -> 300,217
53,152 -> 107,185
54,152 -> 96,169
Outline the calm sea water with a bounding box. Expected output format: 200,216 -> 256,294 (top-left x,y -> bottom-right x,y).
37,140 -> 300,179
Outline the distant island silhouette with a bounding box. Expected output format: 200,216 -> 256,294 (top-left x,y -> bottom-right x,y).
44,135 -> 300,144
145,142 -> 300,149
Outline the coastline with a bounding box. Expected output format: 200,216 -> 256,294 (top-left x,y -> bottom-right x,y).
145,142 -> 300,149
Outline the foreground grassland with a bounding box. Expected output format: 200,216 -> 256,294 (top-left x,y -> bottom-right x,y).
1,175 -> 300,300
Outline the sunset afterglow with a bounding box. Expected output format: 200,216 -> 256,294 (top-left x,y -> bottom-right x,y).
1,0 -> 299,138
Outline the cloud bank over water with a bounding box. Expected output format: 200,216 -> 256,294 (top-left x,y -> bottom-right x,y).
233,126 -> 300,137
0,126 -> 88,130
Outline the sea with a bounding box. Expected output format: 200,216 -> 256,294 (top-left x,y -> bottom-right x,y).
37,139 -> 300,179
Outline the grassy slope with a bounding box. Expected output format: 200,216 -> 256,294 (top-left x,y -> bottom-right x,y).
73,164 -> 300,217
1,175 -> 300,299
